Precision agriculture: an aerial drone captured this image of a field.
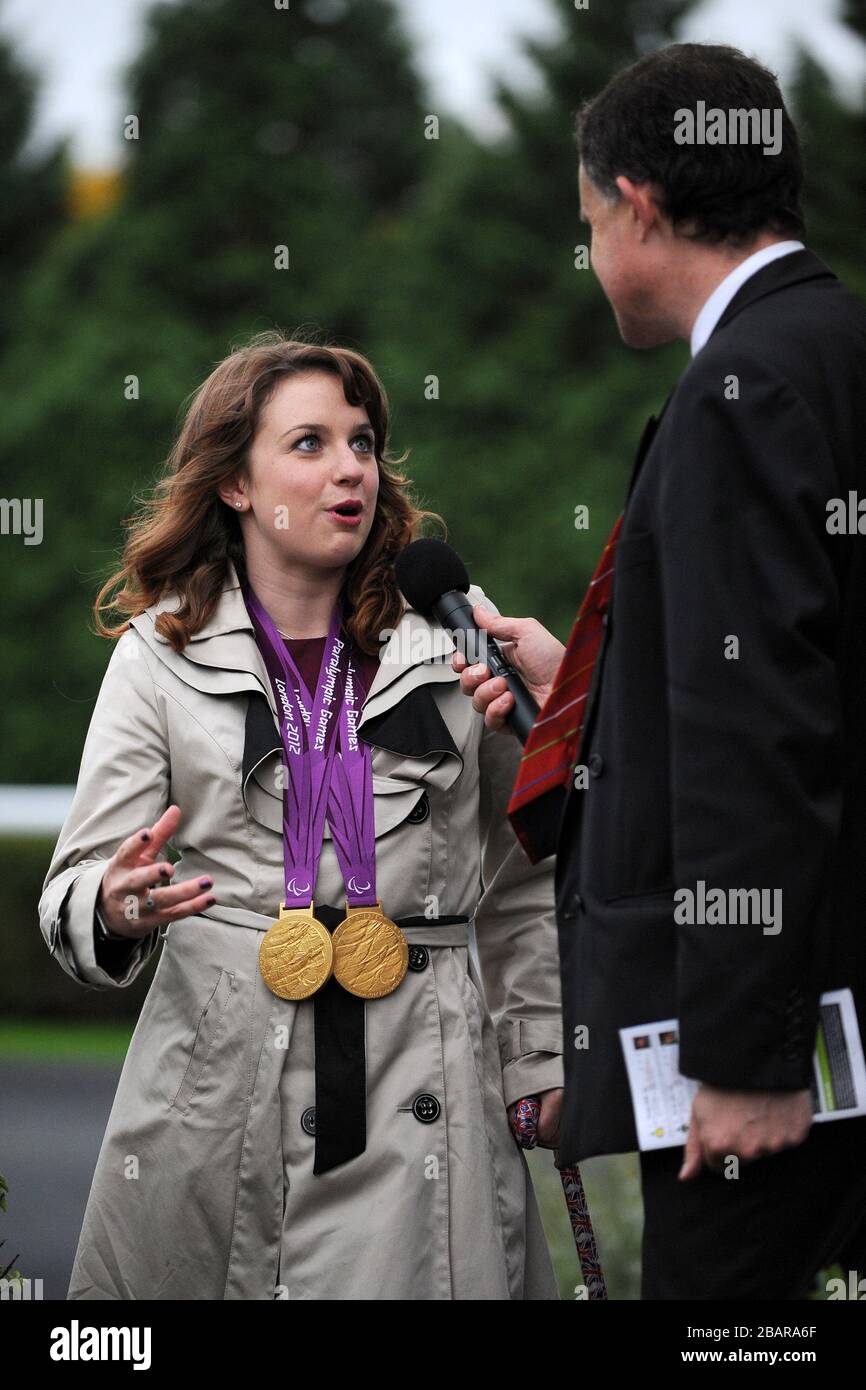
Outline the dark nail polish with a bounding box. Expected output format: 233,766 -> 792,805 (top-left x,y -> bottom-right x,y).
199,877 -> 213,888
205,896 -> 216,906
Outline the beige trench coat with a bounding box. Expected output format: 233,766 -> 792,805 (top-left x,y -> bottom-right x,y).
38,559 -> 565,1300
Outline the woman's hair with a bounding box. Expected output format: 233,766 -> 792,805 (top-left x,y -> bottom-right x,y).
92,331 -> 443,656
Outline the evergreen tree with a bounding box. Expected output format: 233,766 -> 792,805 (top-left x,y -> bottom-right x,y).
0,13 -> 67,352
4,0 -> 866,781
369,0 -> 866,637
119,0 -> 428,334
790,19 -> 866,302
366,0 -> 695,639
0,0 -> 430,780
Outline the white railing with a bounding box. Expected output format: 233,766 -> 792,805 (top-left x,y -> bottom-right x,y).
0,786 -> 74,836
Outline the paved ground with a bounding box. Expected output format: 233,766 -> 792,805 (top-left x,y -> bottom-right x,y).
0,1056 -> 644,1300
0,1058 -> 122,1301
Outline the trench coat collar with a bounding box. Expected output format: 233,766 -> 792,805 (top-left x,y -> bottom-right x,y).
127,557 -> 466,840
129,557 -> 460,729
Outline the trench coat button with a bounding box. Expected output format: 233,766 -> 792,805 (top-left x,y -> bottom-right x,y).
408,945 -> 429,972
412,1093 -> 441,1123
300,1106 -> 316,1136
406,792 -> 430,824
601,611 -> 609,628
588,752 -> 604,777
564,891 -> 583,915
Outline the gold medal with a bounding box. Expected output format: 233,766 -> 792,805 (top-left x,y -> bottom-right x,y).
259,900 -> 334,1001
331,899 -> 408,999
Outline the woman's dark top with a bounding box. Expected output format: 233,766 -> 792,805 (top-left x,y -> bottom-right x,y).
282,633 -> 379,706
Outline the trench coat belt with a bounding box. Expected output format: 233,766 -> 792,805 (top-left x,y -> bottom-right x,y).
196,901 -> 473,1174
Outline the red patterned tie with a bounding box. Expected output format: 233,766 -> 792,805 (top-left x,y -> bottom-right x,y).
507,514 -> 623,864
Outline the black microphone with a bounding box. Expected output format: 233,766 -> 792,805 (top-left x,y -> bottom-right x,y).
394,538 -> 540,742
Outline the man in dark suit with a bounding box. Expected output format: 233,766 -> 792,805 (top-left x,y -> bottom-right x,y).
452,42 -> 866,1299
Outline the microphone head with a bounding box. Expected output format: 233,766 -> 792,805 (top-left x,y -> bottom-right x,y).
394,538 -> 470,617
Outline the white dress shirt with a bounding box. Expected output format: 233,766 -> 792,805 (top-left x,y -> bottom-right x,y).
690,240 -> 805,357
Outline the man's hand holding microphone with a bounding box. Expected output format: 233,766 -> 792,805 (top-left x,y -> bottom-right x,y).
450,602 -> 565,731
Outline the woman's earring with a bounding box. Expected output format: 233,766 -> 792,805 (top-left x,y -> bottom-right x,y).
236,501 -> 242,509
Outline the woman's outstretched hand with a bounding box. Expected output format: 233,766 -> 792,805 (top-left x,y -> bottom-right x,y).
96,804 -> 217,938
451,603 -> 565,732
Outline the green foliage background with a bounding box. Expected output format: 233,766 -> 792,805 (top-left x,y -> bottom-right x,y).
3,0 -> 864,781
1,0 -> 864,1300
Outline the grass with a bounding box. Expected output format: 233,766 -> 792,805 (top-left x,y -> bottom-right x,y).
0,1020 -> 133,1062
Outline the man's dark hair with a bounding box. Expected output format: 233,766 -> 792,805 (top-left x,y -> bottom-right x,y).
577,43 -> 805,246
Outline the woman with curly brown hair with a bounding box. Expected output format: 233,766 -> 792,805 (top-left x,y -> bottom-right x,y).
39,332 -> 565,1300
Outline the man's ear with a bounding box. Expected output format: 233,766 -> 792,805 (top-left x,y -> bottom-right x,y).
615,175 -> 663,240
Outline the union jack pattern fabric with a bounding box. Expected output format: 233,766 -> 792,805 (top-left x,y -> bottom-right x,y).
510,1094 -> 608,1300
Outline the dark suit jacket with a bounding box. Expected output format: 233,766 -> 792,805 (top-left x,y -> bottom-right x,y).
554,249 -> 866,1163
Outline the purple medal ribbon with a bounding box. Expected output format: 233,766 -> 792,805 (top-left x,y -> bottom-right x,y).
324,653 -> 379,909
244,585 -> 347,909
243,584 -> 378,911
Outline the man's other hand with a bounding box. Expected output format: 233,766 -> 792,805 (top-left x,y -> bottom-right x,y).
679,1084 -> 813,1179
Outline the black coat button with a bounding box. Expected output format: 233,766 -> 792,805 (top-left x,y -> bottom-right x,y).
406,792 -> 430,824
300,1106 -> 316,1136
557,884 -> 583,918
408,945 -> 429,972
412,1093 -> 441,1123
588,753 -> 604,777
